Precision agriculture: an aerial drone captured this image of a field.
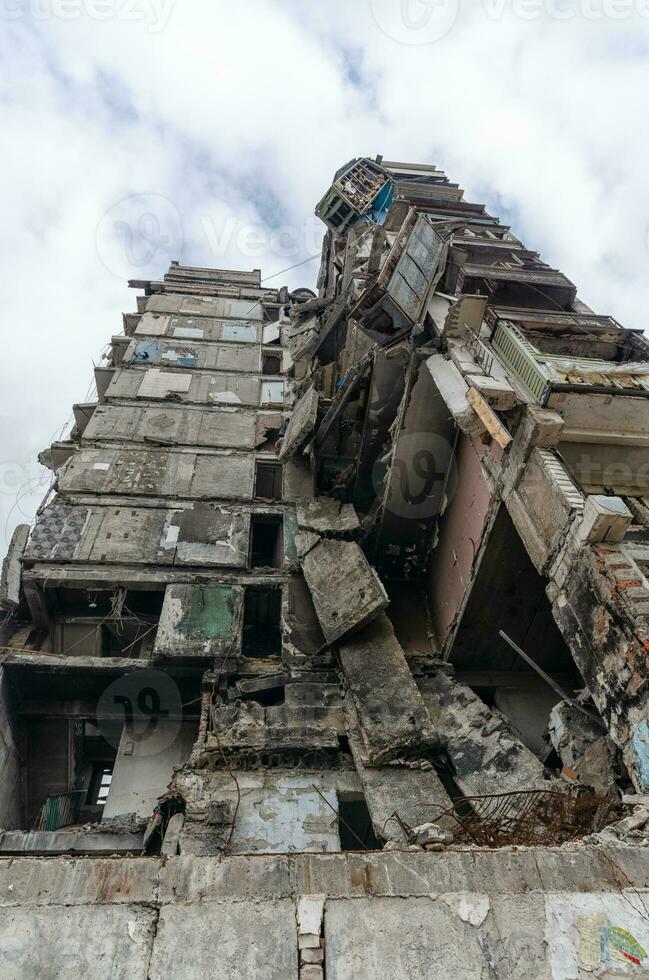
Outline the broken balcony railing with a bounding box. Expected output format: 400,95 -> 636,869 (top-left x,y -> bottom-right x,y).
32,790 -> 86,832
424,790 -> 608,848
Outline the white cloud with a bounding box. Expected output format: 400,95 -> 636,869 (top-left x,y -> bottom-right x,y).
1,0 -> 648,546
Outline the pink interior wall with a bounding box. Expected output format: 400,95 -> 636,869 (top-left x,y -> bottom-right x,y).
426,434 -> 493,650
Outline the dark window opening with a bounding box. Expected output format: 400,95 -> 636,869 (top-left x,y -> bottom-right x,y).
337,793 -> 383,851
262,305 -> 280,324
243,587 -> 282,658
250,516 -> 283,569
255,463 -> 283,502
262,352 -> 282,375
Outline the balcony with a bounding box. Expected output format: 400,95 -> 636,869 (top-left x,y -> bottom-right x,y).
454,260 -> 576,310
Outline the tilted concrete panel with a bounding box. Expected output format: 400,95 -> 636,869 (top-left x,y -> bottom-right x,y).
154,584 -> 244,660
301,539 -> 388,645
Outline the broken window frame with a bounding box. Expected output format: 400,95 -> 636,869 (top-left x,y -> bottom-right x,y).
254,462 -> 283,502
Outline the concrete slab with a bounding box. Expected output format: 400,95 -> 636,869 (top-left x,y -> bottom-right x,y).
301,540 -> 388,645
325,895 -> 549,980
0,905 -> 157,979
339,614 -> 440,763
148,900 -> 299,980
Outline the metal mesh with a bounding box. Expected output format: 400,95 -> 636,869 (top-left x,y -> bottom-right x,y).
426,790 -> 607,847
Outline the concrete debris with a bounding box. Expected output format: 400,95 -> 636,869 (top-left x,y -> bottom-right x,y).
301,539 -> 388,645
339,613 -> 441,764
0,524 -> 29,610
408,823 -> 454,850
2,154 -> 649,974
296,497 -> 360,535
548,700 -> 604,768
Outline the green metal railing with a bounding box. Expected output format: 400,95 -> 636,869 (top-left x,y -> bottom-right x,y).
33,791 -> 85,832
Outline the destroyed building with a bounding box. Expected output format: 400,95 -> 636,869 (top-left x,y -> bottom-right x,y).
2,157 -> 649,977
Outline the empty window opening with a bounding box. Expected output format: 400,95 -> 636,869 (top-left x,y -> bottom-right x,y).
337,793 -> 383,851
25,718 -> 118,830
262,352 -> 282,375
250,516 -> 283,569
243,587 -> 282,658
255,462 -> 283,502
88,765 -> 113,807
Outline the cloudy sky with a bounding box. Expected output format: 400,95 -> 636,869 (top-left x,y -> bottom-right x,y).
1,0 -> 648,547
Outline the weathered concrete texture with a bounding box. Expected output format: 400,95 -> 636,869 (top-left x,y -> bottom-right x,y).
0,831 -> 144,855
0,667 -> 21,830
420,672 -> 552,796
83,403 -> 259,450
426,353 -> 483,435
0,905 -> 157,980
154,583 -> 243,660
206,701 -> 342,754
279,386 -> 319,461
345,701 -> 452,843
24,502 -> 250,569
0,524 -> 28,610
148,900 -> 299,980
325,894 -> 547,980
549,543 -> 649,792
506,448 -> 584,574
296,498 -> 360,535
58,447 -> 256,502
340,614 -> 440,764
175,772 -> 341,855
548,701 -> 603,768
302,539 -> 388,645
107,366 -> 267,408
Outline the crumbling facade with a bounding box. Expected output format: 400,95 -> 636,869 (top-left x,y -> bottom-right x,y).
3,159 -> 649,977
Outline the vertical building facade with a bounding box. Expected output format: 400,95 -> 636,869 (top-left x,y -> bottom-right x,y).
2,160 -> 649,977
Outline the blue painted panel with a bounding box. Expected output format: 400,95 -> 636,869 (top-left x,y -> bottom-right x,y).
632,721 -> 649,791
130,340 -> 160,363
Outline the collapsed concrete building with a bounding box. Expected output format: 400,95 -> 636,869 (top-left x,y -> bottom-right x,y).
2,157 -> 649,976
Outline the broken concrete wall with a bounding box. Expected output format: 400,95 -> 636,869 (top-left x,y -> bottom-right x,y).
301,539 -> 388,645
426,434 -> 493,648
103,722 -> 196,823
154,584 -> 243,661
174,771 -> 346,854
0,667 -> 21,830
550,542 -> 649,791
419,671 -> 552,797
339,613 -> 440,764
3,849 -> 649,980
0,524 -> 29,612
58,448 -> 257,502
